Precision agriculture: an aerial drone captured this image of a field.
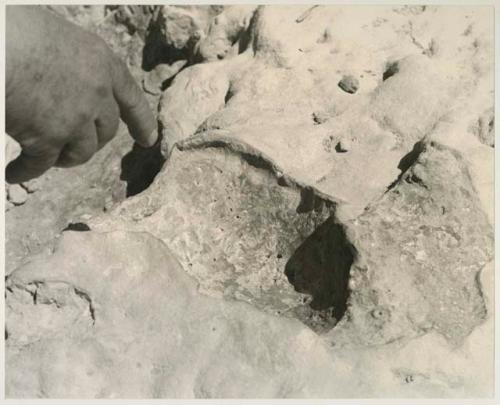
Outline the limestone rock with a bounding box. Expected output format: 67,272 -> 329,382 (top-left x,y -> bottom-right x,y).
90,145 -> 338,330
5,4 -> 494,399
5,230 -> 494,398
331,142 -> 493,347
5,231 -> 336,398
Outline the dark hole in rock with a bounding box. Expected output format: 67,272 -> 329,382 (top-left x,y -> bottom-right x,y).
142,19 -> 191,71
335,140 -> 349,153
383,61 -> 400,81
120,132 -> 166,197
63,222 -> 91,232
296,188 -> 316,213
285,217 -> 354,333
238,19 -> 254,55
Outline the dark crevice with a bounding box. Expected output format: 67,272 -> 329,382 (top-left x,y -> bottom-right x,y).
237,11 -> 256,55
405,172 -> 429,189
235,149 -> 276,173
285,217 -> 355,333
63,222 -> 91,232
120,131 -> 166,197
10,281 -> 96,326
296,187 -> 315,213
383,61 -> 400,81
160,74 -> 177,92
142,14 -> 191,71
74,288 -> 96,324
32,286 -> 38,305
224,85 -> 234,104
386,140 -> 426,192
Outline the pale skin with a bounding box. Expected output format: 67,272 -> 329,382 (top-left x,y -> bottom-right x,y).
5,6 -> 157,184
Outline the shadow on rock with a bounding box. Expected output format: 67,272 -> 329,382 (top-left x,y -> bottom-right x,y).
285,217 -> 354,332
386,140 -> 426,192
120,136 -> 166,197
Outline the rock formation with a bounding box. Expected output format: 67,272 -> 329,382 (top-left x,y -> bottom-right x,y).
5,5 -> 494,398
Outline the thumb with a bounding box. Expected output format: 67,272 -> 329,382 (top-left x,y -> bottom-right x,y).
111,55 -> 157,147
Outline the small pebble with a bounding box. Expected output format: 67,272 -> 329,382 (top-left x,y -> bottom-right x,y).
7,184 -> 28,205
338,75 -> 359,94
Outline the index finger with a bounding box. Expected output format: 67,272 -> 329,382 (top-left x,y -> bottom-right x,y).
111,55 -> 157,147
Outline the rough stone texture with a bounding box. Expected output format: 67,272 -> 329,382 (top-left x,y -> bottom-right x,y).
4,232 -> 338,398
331,142 -> 493,347
5,5 -> 494,399
88,145 -> 349,332
5,230 -> 494,398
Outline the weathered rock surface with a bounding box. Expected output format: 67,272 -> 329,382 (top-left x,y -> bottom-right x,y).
6,231 -> 345,398
5,4 -> 494,398
332,142 -> 493,347
5,230 -> 494,398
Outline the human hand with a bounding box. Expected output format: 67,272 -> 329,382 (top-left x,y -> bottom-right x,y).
5,6 -> 157,184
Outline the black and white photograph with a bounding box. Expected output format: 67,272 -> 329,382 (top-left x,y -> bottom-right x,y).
1,1 -> 497,399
